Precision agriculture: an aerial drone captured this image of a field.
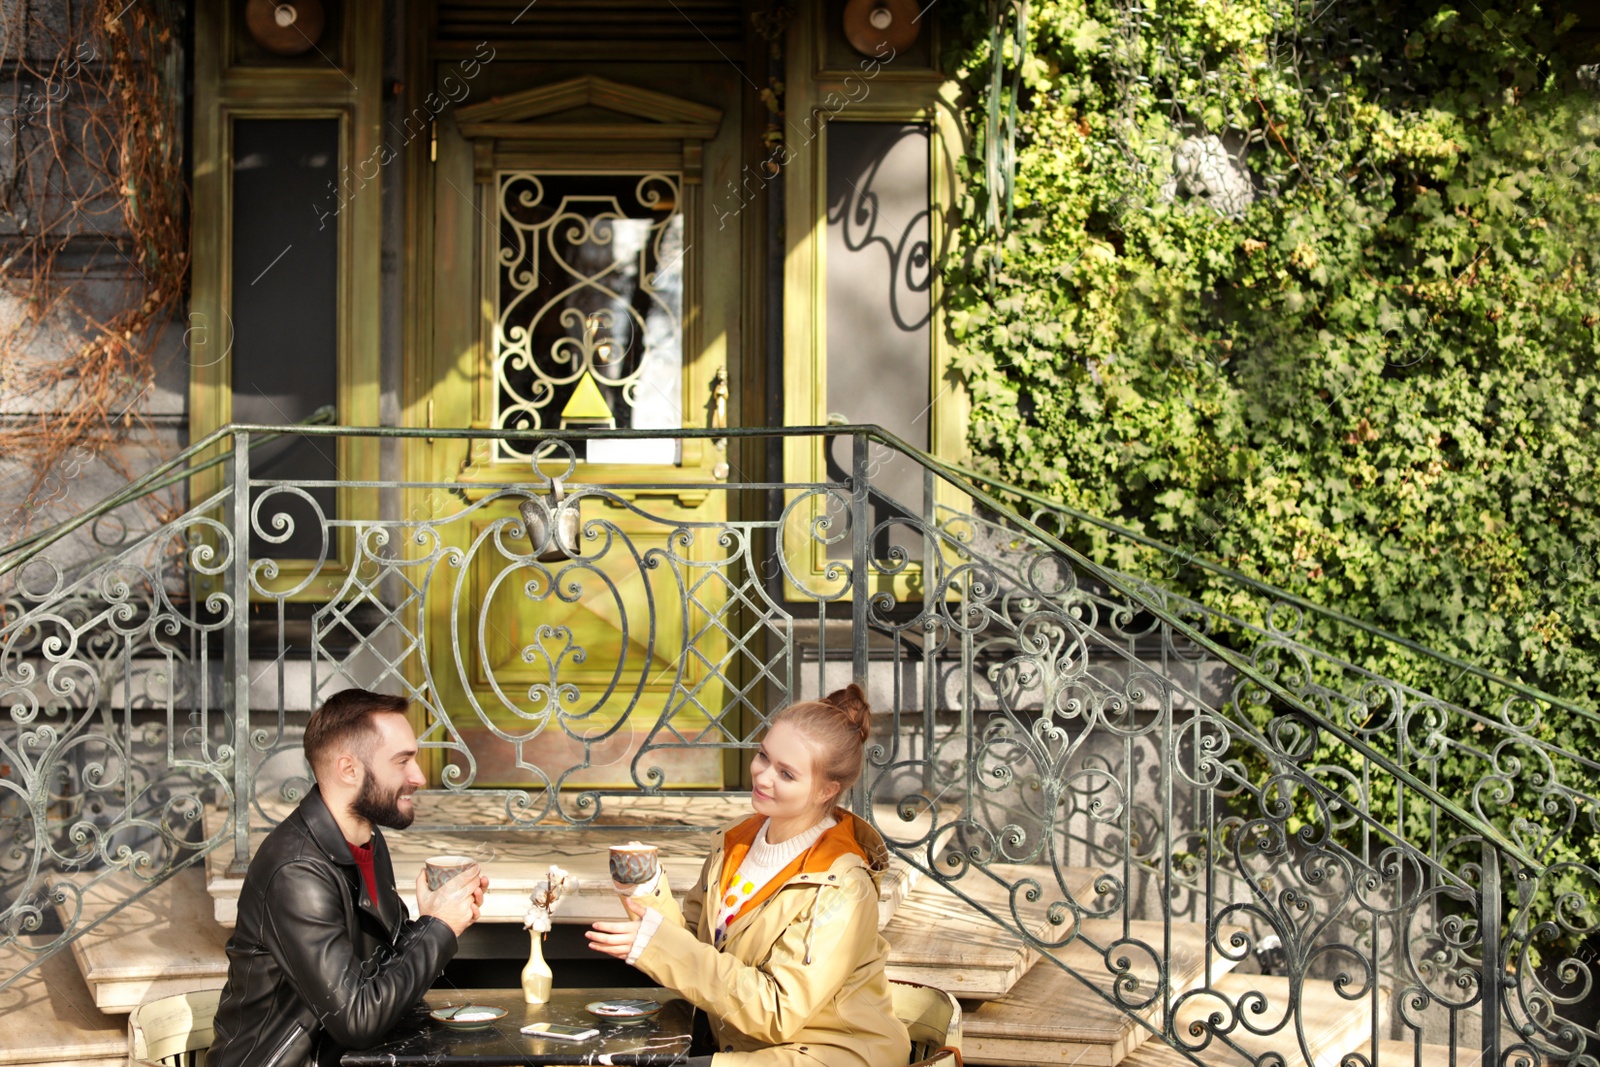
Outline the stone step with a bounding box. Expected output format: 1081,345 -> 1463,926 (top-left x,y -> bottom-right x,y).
51,866 -> 230,1015
1117,972 -> 1389,1067
203,795 -> 922,930
0,935 -> 127,1066
882,864 -> 1105,1000
957,919 -> 1244,1066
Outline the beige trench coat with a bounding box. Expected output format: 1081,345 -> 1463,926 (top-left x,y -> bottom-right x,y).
631,811 -> 910,1067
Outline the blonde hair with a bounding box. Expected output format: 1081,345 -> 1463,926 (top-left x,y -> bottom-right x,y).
770,683 -> 873,801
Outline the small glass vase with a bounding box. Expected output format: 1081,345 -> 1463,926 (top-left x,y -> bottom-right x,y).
522,930 -> 553,1005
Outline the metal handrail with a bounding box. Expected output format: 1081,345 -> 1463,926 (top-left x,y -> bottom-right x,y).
949,460 -> 1600,729
859,426 -> 1552,873
0,421 -> 853,575
0,406 -> 337,571
0,420 -> 1553,871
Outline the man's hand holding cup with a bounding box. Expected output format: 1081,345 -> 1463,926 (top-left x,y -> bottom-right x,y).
419,854 -> 488,937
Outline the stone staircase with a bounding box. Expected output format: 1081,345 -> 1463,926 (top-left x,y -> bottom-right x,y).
1,424 -> 1564,1067
1117,973 -> 1386,1067
1,935 -> 126,1067
8,792 -> 1463,1067
879,864 -> 1104,999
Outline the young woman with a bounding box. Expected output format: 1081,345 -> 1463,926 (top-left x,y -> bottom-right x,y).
587,684 -> 910,1067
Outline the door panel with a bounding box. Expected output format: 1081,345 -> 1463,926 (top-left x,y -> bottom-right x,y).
466,517 -> 689,692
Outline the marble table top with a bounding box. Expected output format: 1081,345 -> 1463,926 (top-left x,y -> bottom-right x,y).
339,987 -> 694,1066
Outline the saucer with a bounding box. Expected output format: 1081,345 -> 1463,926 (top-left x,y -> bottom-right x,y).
430,1005 -> 506,1031
585,998 -> 662,1021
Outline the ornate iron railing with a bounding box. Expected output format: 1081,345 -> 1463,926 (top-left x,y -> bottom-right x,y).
938,468 -> 1600,1067
1,423 -> 1592,1067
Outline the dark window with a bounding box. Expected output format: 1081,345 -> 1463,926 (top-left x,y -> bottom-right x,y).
231,118 -> 339,562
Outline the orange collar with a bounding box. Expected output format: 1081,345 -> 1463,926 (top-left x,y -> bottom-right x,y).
717,813 -> 867,927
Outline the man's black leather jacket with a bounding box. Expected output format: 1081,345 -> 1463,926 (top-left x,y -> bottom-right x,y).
208,786 -> 457,1067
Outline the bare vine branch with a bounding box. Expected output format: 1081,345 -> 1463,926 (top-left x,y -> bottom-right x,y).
0,0 -> 187,539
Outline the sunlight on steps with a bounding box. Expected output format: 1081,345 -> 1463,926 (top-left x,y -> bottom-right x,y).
958,919 -> 1244,1066
50,869 -> 228,1015
1118,972 -> 1387,1067
882,865 -> 1104,999
0,935 -> 125,1067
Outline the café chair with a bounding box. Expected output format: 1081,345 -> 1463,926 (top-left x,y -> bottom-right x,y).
890,979 -> 963,1066
128,987 -> 221,1067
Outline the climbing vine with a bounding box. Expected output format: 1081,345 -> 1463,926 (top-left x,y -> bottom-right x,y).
0,1 -> 187,539
942,0 -> 1600,903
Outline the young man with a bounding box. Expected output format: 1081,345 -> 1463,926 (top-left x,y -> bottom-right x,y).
209,689 -> 487,1067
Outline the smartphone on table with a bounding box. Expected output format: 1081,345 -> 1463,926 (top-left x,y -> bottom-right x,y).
520,1021 -> 600,1042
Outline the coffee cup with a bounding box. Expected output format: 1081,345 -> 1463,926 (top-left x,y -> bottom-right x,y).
424,854 -> 475,892
609,842 -> 659,887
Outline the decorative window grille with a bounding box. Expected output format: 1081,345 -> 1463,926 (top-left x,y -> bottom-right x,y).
493,171 -> 684,465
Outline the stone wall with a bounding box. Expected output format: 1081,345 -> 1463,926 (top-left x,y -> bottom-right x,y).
0,3 -> 188,566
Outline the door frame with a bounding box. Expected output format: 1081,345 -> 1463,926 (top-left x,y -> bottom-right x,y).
403,44 -> 761,792
188,2 -> 384,604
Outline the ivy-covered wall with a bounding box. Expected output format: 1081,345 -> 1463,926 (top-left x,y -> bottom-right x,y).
943,0 -> 1599,866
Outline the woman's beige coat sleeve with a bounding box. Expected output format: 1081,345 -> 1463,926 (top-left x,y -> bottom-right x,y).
628,853 -> 710,933
632,872 -> 877,1046
630,868 -> 687,930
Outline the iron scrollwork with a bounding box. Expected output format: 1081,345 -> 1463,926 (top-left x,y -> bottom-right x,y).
1,425 -> 1595,1067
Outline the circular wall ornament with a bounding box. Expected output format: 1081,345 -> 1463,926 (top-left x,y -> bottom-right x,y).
842,0 -> 921,58
244,0 -> 325,56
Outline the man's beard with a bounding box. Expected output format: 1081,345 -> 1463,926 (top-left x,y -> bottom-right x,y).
351,763 -> 415,830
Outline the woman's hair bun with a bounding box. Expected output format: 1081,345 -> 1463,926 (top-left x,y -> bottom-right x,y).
822,683 -> 872,744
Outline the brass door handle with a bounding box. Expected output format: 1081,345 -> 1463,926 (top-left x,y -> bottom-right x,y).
707,367 -> 728,433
